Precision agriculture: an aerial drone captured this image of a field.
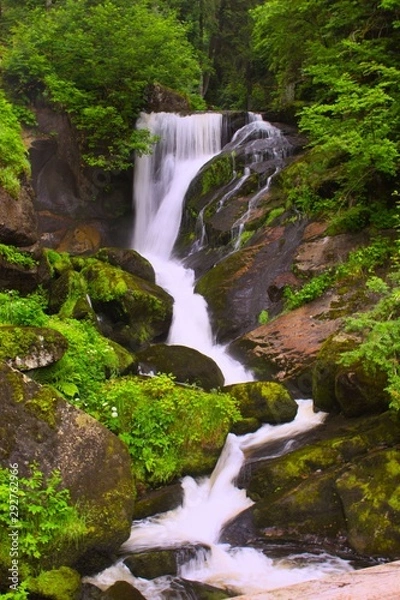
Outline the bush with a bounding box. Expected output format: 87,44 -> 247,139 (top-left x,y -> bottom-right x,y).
99,373 -> 240,484
0,92 -> 30,197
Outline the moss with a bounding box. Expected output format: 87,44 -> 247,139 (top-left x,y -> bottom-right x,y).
25,386 -> 59,428
225,381 -> 297,424
27,567 -> 81,600
0,326 -> 42,362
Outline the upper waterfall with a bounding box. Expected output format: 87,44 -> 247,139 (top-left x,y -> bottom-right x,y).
132,111 -> 223,257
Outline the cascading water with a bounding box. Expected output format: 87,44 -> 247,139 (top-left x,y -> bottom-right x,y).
131,111 -> 252,384
86,112 -> 354,598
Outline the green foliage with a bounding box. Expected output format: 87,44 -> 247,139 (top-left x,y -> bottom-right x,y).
32,318 -> 119,407
0,91 -> 30,197
284,271 -> 334,310
0,244 -> 37,269
0,289 -> 48,327
2,0 -> 201,170
339,270 -> 400,410
0,464 -> 88,574
257,309 -> 269,325
99,373 -> 240,484
252,0 -> 400,209
284,237 -> 395,310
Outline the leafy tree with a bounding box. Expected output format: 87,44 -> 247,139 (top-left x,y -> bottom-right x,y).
252,0 -> 400,210
2,0 -> 201,170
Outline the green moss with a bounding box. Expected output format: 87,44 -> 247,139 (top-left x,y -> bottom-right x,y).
0,244 -> 37,269
0,326 -> 41,362
27,567 -> 81,600
25,386 -> 59,428
201,153 -> 236,196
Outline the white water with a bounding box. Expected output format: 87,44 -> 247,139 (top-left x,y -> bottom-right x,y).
85,112 -> 355,598
87,402 -> 353,598
131,111 -> 252,384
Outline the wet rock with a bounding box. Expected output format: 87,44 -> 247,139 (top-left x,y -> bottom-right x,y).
80,581 -> 147,600
243,411 -> 400,559
195,220 -> 306,343
124,545 -> 210,580
165,578 -> 234,599
224,381 -> 297,432
137,344 -> 225,390
94,248 -> 156,284
133,483 -> 184,520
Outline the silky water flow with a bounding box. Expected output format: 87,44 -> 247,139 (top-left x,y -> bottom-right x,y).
86,112 -> 354,598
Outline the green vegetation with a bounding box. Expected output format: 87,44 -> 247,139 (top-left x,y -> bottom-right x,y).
99,373 -> 240,485
284,236 -> 395,310
0,464 -> 88,575
0,92 -> 30,197
339,271 -> 400,410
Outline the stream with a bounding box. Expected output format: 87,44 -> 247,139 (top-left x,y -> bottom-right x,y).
86,111 -> 354,597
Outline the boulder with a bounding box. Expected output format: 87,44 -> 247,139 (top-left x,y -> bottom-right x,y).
242,411 -> 400,559
0,325 -> 68,370
94,248 -> 156,284
336,449 -> 400,558
313,333 -> 391,417
0,185 -> 38,247
194,220 -> 306,343
224,381 -> 297,432
48,259 -> 173,352
136,344 -> 225,390
133,483 -> 184,520
124,545 -> 210,580
0,362 -> 135,576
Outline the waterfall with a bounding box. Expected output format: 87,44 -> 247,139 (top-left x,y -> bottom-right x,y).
85,111 -> 354,599
86,401 -> 353,598
131,111 -> 252,384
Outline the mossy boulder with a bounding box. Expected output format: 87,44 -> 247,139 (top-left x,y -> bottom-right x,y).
312,333 -> 358,413
27,567 -> 81,600
336,449 -> 400,558
94,247 -> 156,284
0,325 -> 68,370
224,381 -> 297,432
244,411 -> 400,558
0,362 -> 135,576
136,344 -> 224,390
313,333 -> 391,417
133,483 -> 184,520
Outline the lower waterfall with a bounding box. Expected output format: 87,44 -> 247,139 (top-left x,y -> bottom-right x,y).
86,112 -> 354,597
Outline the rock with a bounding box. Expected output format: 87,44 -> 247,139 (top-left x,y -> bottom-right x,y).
313,333 -> 391,417
124,545 -> 210,580
143,83 -> 191,113
165,578 -> 234,599
80,581 -> 147,600
224,381 -> 297,431
243,411 -> 400,558
136,344 -> 225,390
234,293 -> 343,394
0,325 -> 68,370
29,106 -> 133,251
0,362 -> 135,575
336,449 -> 400,558
194,220 -> 306,343
0,185 -> 38,247
293,226 -> 369,277
26,567 -> 81,600
133,483 -> 184,520
0,246 -> 43,294
94,248 -> 156,284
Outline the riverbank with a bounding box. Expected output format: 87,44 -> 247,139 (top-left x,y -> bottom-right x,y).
232,560 -> 400,599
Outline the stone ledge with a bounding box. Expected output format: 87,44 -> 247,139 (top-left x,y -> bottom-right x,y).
232,560 -> 400,599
